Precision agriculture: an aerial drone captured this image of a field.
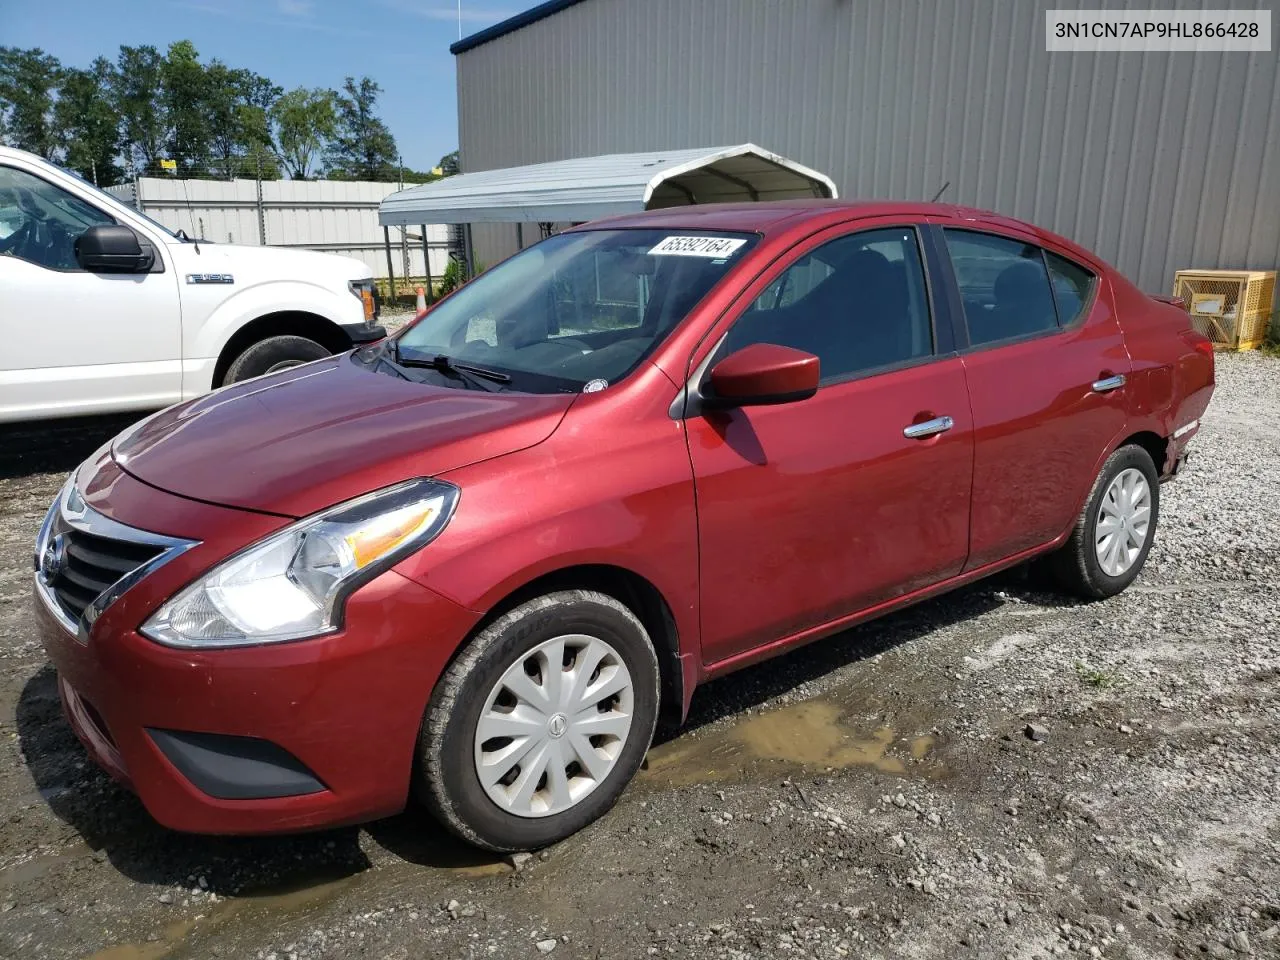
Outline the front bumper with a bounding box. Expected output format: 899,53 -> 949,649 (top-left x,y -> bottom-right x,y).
35,465 -> 479,835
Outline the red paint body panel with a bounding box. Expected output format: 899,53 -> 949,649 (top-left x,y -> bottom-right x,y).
925,215 -> 1134,568
34,200 -> 1213,835
112,356 -> 574,518
688,356 -> 974,664
401,363 -> 701,646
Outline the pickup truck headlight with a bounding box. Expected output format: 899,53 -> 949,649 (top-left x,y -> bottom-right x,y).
349,278 -> 379,324
141,479 -> 458,648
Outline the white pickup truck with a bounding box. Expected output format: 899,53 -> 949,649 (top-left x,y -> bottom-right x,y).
0,146 -> 385,423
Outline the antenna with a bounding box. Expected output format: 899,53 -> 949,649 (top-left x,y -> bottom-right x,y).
178,170 -> 201,254
930,181 -> 950,203
457,0 -> 462,39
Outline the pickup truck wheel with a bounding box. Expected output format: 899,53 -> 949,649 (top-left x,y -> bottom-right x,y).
419,590 -> 660,851
224,335 -> 331,384
1048,444 -> 1160,599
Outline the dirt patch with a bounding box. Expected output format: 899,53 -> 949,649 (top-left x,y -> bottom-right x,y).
1,354 -> 1277,959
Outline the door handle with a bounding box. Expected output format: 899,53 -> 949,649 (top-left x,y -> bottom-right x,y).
1091,374 -> 1126,393
903,415 -> 954,439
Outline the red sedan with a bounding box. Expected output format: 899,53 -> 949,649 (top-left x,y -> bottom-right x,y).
33,201 -> 1214,850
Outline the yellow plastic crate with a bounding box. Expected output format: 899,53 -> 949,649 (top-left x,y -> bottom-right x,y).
1172,269 -> 1277,351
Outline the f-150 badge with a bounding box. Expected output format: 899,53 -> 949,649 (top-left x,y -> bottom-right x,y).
185,273 -> 235,284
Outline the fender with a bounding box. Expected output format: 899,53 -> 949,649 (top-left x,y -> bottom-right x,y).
395,365 -> 703,671
188,278 -> 358,360
178,279 -> 362,397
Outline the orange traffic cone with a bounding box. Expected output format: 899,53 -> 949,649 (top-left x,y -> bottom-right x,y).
415,286 -> 427,314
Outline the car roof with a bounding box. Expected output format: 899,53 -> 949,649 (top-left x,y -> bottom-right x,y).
575,199 -> 1104,271
576,199 -> 1032,236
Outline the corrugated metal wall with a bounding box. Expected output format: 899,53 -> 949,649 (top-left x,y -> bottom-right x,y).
456,0 -> 1280,294
107,178 -> 451,279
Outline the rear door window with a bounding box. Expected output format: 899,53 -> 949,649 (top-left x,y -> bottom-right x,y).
944,229 -> 1058,347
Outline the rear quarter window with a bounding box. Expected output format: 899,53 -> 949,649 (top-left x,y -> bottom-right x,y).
1046,251 -> 1097,326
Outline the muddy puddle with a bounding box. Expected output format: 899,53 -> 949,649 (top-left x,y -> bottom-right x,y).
80,874 -> 360,960
642,699 -> 944,787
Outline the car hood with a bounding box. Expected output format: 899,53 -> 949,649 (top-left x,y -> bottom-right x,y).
112,355 -> 575,518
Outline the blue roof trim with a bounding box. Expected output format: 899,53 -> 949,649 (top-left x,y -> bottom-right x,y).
450,0 -> 590,54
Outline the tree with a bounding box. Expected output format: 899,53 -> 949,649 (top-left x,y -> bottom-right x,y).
113,45 -> 166,172
207,62 -> 281,179
54,57 -> 123,185
438,150 -> 459,176
326,76 -> 397,181
160,40 -> 212,176
0,47 -> 62,158
272,87 -> 336,180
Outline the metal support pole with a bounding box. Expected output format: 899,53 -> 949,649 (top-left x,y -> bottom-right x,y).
420,224 -> 433,304
383,226 -> 397,300
255,154 -> 266,245
463,223 -> 476,281
516,222 -> 524,250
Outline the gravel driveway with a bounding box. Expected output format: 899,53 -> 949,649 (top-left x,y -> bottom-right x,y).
0,354 -> 1276,959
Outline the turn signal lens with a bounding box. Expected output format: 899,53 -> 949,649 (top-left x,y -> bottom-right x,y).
344,499 -> 443,569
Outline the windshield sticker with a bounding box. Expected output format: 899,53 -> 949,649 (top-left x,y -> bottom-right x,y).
582,379 -> 609,393
648,236 -> 747,258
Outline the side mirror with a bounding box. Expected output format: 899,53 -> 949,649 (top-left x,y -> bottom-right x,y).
75,224 -> 153,273
704,343 -> 820,408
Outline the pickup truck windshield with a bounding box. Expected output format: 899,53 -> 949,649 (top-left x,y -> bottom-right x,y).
391,229 -> 758,393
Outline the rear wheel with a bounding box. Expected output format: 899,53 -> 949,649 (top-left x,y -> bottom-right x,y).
1048,444 -> 1160,599
224,335 -> 330,384
419,590 -> 660,851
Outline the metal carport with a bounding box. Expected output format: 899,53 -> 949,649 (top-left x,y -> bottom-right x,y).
377,144 -> 837,294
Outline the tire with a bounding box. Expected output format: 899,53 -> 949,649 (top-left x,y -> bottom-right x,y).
1048,444 -> 1160,599
224,335 -> 331,384
420,590 -> 660,851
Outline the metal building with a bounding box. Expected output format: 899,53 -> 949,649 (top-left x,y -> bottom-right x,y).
452,0 -> 1280,294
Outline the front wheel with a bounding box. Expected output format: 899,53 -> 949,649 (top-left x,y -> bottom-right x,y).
1048,444 -> 1160,599
224,335 -> 331,384
419,590 -> 660,851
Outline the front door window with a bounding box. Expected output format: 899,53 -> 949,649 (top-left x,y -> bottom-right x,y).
0,165 -> 115,271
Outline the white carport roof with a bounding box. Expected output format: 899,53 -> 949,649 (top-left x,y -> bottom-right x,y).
377,143 -> 837,226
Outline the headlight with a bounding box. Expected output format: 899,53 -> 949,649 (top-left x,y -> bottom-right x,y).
141,478 -> 458,648
349,278 -> 379,323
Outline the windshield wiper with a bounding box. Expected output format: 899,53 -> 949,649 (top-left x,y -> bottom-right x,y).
392,344 -> 511,392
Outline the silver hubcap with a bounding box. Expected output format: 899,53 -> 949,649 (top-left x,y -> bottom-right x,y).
1095,467 -> 1152,577
474,634 -> 634,818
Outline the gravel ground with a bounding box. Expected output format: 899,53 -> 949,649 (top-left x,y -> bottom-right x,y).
381,308 -> 421,335
0,353 -> 1277,960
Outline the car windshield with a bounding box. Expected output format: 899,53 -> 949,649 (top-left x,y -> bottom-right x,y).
390,228 -> 758,393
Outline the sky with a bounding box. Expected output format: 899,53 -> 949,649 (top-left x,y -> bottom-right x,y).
0,0 -> 522,170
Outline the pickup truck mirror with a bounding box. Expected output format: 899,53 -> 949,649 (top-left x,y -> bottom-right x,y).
75,224 -> 154,274
704,343 -> 820,408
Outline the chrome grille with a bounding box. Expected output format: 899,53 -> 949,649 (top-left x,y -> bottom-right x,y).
34,475 -> 198,638
48,529 -> 166,622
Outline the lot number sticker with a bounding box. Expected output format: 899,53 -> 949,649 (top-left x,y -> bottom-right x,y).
649,235 -> 747,258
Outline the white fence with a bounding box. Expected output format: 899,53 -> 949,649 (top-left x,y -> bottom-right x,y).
105,178 -> 451,281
